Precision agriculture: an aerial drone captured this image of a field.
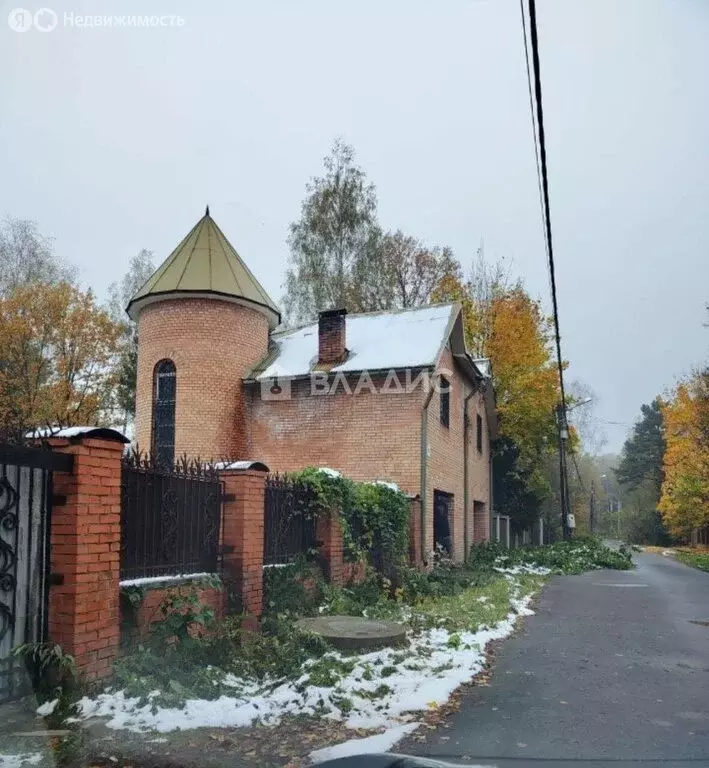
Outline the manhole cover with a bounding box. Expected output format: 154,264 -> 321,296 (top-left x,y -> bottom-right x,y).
296,615 -> 408,650
689,620 -> 709,627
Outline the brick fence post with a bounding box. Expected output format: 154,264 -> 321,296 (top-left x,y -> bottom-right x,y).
48,432 -> 126,680
219,466 -> 267,628
316,508 -> 344,586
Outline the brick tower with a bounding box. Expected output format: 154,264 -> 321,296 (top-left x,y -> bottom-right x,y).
127,207 -> 280,462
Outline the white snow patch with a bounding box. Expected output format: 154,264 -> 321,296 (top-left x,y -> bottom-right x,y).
262,563 -> 297,570
310,723 -> 421,763
318,467 -> 342,478
494,564 -> 551,576
119,573 -> 214,587
36,698 -> 59,716
76,587 -> 538,734
213,460 -> 267,471
26,426 -> 127,440
372,481 -> 400,492
0,754 -> 42,768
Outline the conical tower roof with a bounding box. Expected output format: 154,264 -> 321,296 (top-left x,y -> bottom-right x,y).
126,208 -> 281,328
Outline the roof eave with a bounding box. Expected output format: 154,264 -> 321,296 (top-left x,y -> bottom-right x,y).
126,290 -> 281,328
243,363 -> 435,385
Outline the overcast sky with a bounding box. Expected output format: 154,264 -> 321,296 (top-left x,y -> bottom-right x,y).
2,0 -> 708,452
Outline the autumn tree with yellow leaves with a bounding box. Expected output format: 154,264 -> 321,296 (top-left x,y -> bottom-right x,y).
658,371 -> 709,538
0,281 -> 123,438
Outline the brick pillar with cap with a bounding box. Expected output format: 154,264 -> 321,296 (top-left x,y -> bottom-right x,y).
48,430 -> 127,680
219,463 -> 268,628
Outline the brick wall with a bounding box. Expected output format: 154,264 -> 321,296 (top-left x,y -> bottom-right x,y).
247,376 -> 422,493
122,582 -> 224,638
135,298 -> 269,460
248,357 -> 491,563
425,348 -> 491,561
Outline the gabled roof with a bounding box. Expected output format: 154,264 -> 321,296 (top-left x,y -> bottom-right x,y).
247,303 -> 469,380
126,209 -> 280,328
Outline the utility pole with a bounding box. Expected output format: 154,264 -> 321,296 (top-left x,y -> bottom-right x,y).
616,498 -> 622,540
590,480 -> 596,534
556,403 -> 571,540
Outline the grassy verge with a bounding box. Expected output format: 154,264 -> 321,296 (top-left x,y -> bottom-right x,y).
675,549 -> 709,572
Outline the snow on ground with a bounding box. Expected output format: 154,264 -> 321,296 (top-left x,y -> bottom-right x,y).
76,588 -> 537,734
309,723 -> 420,763
0,754 -> 42,768
35,698 -> 58,716
494,564 -> 551,576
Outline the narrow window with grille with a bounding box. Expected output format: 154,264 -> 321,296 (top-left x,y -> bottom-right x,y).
153,359 -> 176,467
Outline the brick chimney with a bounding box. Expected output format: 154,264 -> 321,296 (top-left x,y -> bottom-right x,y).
318,308 -> 347,364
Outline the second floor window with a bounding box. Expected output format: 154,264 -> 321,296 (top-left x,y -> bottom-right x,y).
440,376 -> 450,428
477,413 -> 483,453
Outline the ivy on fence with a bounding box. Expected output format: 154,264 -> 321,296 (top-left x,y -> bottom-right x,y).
286,467 -> 411,576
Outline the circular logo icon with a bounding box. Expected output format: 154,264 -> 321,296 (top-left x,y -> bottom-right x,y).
7,7 -> 33,32
34,7 -> 57,31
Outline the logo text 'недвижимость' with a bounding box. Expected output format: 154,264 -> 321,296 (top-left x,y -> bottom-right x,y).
8,8 -> 185,32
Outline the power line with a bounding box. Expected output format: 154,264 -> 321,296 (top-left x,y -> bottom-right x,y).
526,0 -> 568,411
518,0 -> 548,268
571,452 -> 587,494
521,0 -> 572,536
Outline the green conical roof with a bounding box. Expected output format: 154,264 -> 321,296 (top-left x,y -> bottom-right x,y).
126,209 -> 281,328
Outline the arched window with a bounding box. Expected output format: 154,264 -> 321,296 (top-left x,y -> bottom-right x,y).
153,359 -> 176,467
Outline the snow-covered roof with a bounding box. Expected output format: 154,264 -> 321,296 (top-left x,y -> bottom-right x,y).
250,303 -> 459,381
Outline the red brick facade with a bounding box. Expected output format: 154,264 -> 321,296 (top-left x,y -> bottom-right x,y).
425,348 -> 491,561
247,376 -> 422,488
247,348 -> 491,562
135,299 -> 269,460
133,297 -> 492,563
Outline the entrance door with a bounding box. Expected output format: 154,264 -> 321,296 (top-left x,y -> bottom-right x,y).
433,490 -> 453,556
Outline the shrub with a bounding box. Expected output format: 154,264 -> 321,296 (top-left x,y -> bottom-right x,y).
478,536 -> 633,574
13,642 -> 78,701
262,557 -> 325,617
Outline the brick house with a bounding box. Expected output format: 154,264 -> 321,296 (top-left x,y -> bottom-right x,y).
128,209 -> 497,561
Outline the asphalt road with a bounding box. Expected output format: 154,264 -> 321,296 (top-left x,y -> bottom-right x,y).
399,552 -> 709,768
